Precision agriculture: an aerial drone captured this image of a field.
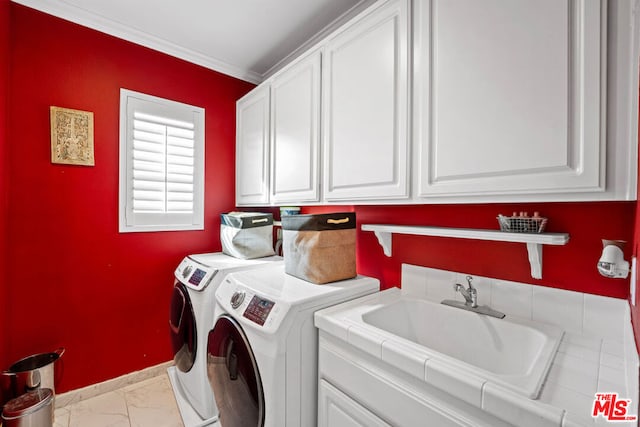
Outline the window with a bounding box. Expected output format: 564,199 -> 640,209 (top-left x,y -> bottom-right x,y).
119,89 -> 204,232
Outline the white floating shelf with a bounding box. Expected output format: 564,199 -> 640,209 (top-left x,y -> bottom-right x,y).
361,224 -> 570,279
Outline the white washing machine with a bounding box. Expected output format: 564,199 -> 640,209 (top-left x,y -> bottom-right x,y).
208,264 -> 379,427
168,253 -> 282,427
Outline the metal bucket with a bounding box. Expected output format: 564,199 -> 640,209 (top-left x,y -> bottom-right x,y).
0,348 -> 64,408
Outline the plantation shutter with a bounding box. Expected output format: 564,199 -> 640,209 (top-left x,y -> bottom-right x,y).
120,89 -> 204,232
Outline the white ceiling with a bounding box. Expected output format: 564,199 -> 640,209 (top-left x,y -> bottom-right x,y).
11,0 -> 374,83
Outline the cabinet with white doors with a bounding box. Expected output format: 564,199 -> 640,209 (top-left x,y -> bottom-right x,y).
414,0 -> 615,200
236,85 -> 270,205
270,50 -> 321,204
236,0 -> 638,206
318,380 -> 391,427
321,0 -> 410,201
317,333 -> 504,427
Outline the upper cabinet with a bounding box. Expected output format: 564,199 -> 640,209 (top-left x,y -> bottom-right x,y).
415,0 -> 606,199
236,85 -> 270,206
235,0 -> 638,206
236,51 -> 321,207
322,0 -> 410,201
270,51 -> 321,204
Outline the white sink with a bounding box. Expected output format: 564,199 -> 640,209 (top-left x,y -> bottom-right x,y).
315,289 -> 563,399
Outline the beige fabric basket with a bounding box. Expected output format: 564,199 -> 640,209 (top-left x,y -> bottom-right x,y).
282,212 -> 356,284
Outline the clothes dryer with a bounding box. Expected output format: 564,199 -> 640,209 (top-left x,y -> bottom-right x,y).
168,253 -> 282,427
208,264 -> 379,426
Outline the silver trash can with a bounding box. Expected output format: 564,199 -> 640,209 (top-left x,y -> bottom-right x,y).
0,348 -> 64,407
1,388 -> 53,427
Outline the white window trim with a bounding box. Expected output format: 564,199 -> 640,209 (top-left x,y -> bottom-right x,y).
119,89 -> 205,233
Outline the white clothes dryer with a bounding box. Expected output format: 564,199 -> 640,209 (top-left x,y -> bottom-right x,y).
168,253 -> 282,427
208,264 -> 379,427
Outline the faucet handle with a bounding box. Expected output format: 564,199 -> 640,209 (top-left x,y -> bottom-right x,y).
466,275 -> 474,288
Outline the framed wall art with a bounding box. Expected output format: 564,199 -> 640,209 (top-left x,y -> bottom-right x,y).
50,106 -> 95,166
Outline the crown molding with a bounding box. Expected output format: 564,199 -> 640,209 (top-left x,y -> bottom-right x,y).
11,0 -> 263,84
262,0 -> 376,80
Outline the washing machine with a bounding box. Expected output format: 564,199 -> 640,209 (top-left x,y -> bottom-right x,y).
208,264 -> 379,427
168,253 -> 282,427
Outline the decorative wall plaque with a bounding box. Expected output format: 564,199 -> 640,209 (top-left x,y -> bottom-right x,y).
50,106 -> 95,166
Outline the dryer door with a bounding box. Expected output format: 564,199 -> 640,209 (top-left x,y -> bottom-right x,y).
169,282 -> 197,372
208,314 -> 265,427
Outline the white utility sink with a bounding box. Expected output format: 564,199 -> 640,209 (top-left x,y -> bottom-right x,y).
315,288 -> 563,399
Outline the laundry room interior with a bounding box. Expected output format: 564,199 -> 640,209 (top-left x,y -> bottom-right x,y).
1,0 -> 640,426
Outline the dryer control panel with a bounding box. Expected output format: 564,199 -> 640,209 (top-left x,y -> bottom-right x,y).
174,257 -> 216,291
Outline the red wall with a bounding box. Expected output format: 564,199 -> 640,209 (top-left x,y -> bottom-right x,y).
4,2 -> 639,395
1,0 -> 10,372
304,202 -> 635,298
6,5 -> 253,392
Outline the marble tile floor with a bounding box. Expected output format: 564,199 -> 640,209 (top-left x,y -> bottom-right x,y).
54,374 -> 184,427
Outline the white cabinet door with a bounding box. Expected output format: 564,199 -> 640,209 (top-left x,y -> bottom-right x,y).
322,0 -> 410,201
318,380 -> 391,427
416,0 -> 605,197
270,51 -> 321,204
236,86 -> 270,205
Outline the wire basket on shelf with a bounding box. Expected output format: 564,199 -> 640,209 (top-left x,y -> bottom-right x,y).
497,214 -> 547,234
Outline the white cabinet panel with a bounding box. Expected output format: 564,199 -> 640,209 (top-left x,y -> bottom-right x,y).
416,0 -> 606,197
318,335 -> 503,427
318,380 -> 391,427
270,51 -> 321,203
236,86 -> 270,205
323,0 -> 410,201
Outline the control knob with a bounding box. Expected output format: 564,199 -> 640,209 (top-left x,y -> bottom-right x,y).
230,291 -> 245,309
182,265 -> 193,279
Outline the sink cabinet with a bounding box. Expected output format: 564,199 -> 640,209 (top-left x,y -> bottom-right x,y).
315,270 -> 638,427
318,380 -> 391,427
314,289 -> 572,427
318,333 -> 511,427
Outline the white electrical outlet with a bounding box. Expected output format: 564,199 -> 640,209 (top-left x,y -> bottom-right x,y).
631,256 -> 637,306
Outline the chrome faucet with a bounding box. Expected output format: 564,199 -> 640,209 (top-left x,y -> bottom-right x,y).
442,275 -> 505,319
454,275 -> 477,308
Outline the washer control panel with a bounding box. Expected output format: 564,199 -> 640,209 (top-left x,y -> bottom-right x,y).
175,257 -> 215,291
242,295 -> 275,326
216,277 -> 290,334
